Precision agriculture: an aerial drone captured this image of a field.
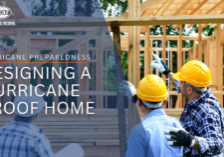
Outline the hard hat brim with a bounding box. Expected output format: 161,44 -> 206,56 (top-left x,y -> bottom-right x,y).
172,72 -> 181,81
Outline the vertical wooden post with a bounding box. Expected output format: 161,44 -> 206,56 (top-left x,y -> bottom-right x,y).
182,51 -> 186,108
183,51 -> 186,64
216,23 -> 223,107
16,30 -> 30,85
53,60 -> 59,107
162,25 -> 167,82
149,39 -> 153,74
193,40 -> 197,60
128,0 -> 141,134
162,23 -> 167,107
144,26 -> 149,76
209,37 -> 217,88
170,51 -> 173,108
177,25 -> 183,108
111,23 -> 127,157
198,24 -> 202,61
96,34 -> 103,108
78,43 -> 89,105
204,39 -> 209,66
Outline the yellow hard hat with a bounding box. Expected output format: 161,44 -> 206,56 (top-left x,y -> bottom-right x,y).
136,74 -> 168,102
173,60 -> 211,87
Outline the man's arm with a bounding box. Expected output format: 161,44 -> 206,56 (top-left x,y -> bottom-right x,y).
193,137 -> 200,150
167,72 -> 176,83
34,138 -> 55,157
165,112 -> 224,155
195,112 -> 224,155
125,127 -> 147,157
150,55 -> 180,93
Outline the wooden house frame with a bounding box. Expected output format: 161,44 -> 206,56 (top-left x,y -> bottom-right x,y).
0,0 -> 223,156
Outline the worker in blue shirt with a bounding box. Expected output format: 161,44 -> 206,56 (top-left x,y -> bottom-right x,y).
119,74 -> 182,157
150,54 -> 224,157
0,85 -> 55,157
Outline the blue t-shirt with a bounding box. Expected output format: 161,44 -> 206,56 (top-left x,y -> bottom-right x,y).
126,109 -> 183,157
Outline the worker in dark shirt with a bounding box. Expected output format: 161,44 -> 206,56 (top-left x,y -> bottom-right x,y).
151,54 -> 224,157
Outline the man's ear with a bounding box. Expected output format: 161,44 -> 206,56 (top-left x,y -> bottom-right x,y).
188,86 -> 194,95
162,99 -> 167,106
137,99 -> 143,107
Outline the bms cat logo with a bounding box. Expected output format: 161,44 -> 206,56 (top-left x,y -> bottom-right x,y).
0,5 -> 12,19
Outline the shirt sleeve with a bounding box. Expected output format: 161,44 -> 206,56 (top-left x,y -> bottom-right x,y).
34,138 -> 56,157
125,127 -> 148,157
174,80 -> 181,93
196,111 -> 223,155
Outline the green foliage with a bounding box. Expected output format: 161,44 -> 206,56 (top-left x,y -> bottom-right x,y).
99,0 -> 127,17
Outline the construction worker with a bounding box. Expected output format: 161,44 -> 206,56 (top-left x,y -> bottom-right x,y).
0,85 -> 55,157
119,74 -> 182,157
150,54 -> 224,157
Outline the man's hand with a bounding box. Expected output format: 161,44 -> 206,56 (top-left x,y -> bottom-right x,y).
119,81 -> 137,103
164,122 -> 195,147
150,54 -> 171,76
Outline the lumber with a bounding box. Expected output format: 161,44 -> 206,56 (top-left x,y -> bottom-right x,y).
0,27 -> 106,85
162,25 -> 166,83
173,0 -> 208,29
119,0 -> 164,17
111,23 -> 127,157
173,0 -> 193,16
0,15 -> 224,27
154,0 -> 175,16
216,23 -> 223,107
177,25 -> 183,108
193,40 -> 197,59
15,30 -> 30,85
144,26 -> 150,76
188,0 -> 224,28
149,39 -> 153,74
198,24 -> 202,61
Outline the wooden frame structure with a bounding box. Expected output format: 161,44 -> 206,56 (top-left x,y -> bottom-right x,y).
0,0 -> 224,156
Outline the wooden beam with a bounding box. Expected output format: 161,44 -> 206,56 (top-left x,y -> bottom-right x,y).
202,23 -> 210,29
187,0 -> 224,28
121,35 -> 209,40
198,24 -> 202,61
220,10 -> 224,14
111,23 -> 127,157
189,0 -> 209,15
3,36 -> 14,41
204,39 -> 209,66
0,27 -> 106,85
212,23 -> 217,28
169,51 -> 173,108
119,0 -> 164,17
173,0 -> 208,29
216,23 -> 223,107
144,26 -> 150,76
17,26 -> 149,33
16,30 -> 30,85
149,39 -> 153,74
177,25 -> 183,108
127,0 -> 141,143
141,0 -> 164,16
1,15 -> 224,27
119,12 -> 128,17
193,40 -> 197,60
173,0 -> 193,16
162,25 -> 166,82
154,0 -> 175,16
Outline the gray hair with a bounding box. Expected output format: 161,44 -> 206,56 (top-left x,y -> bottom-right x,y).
185,82 -> 207,93
141,100 -> 163,109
